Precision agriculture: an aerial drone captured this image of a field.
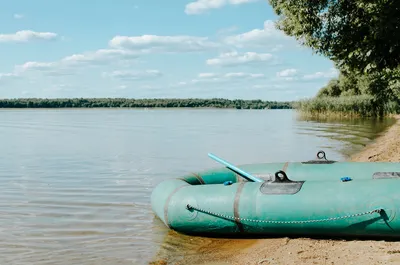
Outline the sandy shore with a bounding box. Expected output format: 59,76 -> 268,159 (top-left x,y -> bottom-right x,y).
349,115 -> 400,162
150,115 -> 400,265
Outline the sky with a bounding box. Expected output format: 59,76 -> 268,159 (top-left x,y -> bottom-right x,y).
0,0 -> 339,101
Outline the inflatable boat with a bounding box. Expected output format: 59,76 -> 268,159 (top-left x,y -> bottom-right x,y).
151,151 -> 400,238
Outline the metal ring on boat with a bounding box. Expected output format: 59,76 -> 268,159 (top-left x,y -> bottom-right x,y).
274,170 -> 289,182
368,198 -> 396,225
185,198 -> 198,221
317,150 -> 326,160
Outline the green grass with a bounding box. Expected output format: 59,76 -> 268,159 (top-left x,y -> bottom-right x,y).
294,95 -> 400,118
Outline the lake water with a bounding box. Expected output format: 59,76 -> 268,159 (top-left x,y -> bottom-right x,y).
0,109 -> 396,265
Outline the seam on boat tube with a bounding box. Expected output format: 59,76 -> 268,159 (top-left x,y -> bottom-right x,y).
176,178 -> 190,184
235,173 -> 241,183
282,162 -> 289,172
192,173 -> 205,184
164,184 -> 188,229
234,182 -> 246,233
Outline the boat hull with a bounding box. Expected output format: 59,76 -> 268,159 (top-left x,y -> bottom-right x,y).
151,164 -> 400,238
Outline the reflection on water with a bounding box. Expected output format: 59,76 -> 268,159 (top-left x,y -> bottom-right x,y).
0,109 -> 395,265
295,115 -> 397,158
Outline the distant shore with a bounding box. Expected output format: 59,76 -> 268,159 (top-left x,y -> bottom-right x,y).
0,98 -> 293,110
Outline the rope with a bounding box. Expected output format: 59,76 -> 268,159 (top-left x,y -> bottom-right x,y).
186,204 -> 383,224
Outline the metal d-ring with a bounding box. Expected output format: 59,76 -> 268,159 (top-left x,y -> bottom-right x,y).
317,150 -> 327,160
301,150 -> 336,164
274,170 -> 289,182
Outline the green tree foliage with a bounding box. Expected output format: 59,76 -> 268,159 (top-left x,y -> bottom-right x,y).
0,98 -> 294,109
305,69 -> 400,116
317,68 -> 400,101
316,78 -> 341,97
268,0 -> 400,116
316,72 -> 369,98
268,0 -> 400,74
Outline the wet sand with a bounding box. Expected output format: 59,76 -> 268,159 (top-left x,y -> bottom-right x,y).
150,115 -> 400,265
349,115 -> 400,163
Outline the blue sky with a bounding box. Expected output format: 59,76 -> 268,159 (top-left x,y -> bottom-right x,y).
0,0 -> 338,101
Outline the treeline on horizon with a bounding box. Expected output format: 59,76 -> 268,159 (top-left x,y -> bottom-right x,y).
268,0 -> 400,117
0,98 -> 294,109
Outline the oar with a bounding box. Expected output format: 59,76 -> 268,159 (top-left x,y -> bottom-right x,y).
208,153 -> 263,183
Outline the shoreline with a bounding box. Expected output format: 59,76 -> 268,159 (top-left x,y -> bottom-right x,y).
150,116 -> 400,265
349,115 -> 400,162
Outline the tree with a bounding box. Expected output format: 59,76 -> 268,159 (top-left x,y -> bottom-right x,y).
268,0 -> 400,74
316,78 -> 341,97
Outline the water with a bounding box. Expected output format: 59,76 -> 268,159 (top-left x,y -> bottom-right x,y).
0,109 -> 395,265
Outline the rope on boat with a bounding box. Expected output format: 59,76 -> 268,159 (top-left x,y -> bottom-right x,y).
186,204 -> 383,224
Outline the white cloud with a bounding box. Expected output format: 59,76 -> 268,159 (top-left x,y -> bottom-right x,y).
109,35 -> 220,53
206,51 -> 273,67
14,49 -> 139,77
185,0 -> 259,15
60,49 -> 138,65
14,14 -> 24,19
104,70 -> 163,80
276,68 -> 297,78
17,62 -> 55,72
0,30 -> 57,42
192,72 -> 265,83
15,61 -> 79,77
198,73 -> 219,78
272,68 -> 339,83
223,20 -> 293,49
224,72 -> 264,78
198,72 -> 265,79
0,72 -> 17,78
0,73 -> 18,81
302,68 -> 339,80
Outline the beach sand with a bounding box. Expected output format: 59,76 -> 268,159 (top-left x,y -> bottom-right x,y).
349,115 -> 400,163
150,115 -> 400,265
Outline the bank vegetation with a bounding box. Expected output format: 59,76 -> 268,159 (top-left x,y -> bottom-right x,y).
269,0 -> 400,117
0,98 -> 294,109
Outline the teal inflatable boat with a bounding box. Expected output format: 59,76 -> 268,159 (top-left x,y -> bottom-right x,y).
151,151 -> 400,238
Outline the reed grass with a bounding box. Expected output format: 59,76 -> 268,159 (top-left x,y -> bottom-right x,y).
294,95 -> 400,118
